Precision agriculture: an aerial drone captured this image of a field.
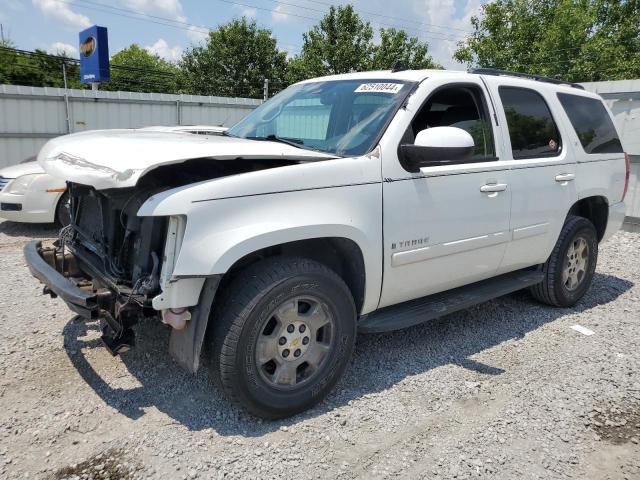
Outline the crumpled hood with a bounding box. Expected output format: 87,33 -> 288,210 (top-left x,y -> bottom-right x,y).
37,129 -> 335,190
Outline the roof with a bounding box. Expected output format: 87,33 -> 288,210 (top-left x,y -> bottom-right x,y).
299,69 -> 597,96
298,69 -> 466,84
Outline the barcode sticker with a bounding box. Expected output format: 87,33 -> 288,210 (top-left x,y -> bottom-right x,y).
354,83 -> 403,94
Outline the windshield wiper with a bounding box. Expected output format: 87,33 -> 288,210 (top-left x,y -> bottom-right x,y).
248,134 -> 305,149
246,134 -> 341,157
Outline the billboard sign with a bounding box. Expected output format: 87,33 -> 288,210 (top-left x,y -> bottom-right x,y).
79,25 -> 110,84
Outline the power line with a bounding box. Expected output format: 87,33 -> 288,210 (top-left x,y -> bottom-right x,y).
0,46 -> 285,95
55,0 -> 302,53
263,0 -> 473,34
0,46 -> 179,78
216,0 -> 466,42
63,0 -> 468,49
255,0 -> 465,41
71,0 -> 473,39
70,0 -> 209,33
6,44 -> 627,82
59,0 -> 210,37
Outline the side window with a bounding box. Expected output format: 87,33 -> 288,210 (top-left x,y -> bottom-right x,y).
408,85 -> 496,160
557,93 -> 623,154
499,87 -> 561,159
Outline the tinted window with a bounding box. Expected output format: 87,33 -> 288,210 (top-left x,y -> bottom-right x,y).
499,87 -> 561,159
557,93 -> 623,154
409,86 -> 495,160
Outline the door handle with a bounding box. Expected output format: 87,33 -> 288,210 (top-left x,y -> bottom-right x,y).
555,173 -> 575,182
480,183 -> 507,193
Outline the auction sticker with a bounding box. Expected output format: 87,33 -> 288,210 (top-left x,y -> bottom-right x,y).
355,83 -> 403,94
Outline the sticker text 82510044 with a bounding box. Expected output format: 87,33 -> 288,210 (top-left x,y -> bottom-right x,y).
354,83 -> 403,94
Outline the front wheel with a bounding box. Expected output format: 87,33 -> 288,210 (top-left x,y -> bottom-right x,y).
207,257 -> 357,419
530,215 -> 598,307
55,191 -> 71,227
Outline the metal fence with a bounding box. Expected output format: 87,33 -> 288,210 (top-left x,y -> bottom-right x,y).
0,84 -> 262,168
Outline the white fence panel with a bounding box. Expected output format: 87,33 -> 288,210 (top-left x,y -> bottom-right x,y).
0,85 -> 261,168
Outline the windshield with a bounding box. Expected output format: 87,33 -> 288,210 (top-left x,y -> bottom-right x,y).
227,79 -> 415,156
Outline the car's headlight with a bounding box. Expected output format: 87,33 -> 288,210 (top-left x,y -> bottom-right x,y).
7,174 -> 41,195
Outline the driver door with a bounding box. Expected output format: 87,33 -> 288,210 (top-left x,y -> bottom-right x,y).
379,79 -> 512,308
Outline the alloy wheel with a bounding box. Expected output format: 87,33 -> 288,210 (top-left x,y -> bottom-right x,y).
562,236 -> 589,291
255,295 -> 334,389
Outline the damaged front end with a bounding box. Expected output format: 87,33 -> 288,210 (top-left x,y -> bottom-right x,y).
25,153 -> 315,365
26,125 -> 339,369
25,182 -> 169,355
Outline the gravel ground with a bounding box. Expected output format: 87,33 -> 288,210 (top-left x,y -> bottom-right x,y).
0,219 -> 639,480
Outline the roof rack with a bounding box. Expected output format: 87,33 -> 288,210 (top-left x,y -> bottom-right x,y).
469,68 -> 585,90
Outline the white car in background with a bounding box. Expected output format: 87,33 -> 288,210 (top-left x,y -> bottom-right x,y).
0,125 -> 227,225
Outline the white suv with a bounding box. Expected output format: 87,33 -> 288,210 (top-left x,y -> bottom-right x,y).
25,68 -> 629,418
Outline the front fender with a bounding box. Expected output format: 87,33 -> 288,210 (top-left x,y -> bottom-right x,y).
138,155 -> 383,314
180,185 -> 381,313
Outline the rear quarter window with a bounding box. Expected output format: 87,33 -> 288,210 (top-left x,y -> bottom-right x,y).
557,93 -> 623,154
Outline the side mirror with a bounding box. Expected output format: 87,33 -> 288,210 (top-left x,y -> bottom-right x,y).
399,126 -> 475,172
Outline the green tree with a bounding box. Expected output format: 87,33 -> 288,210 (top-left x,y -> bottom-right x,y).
286,5 -> 373,83
454,0 -> 640,82
104,44 -> 179,93
286,5 -> 441,84
179,18 -> 287,98
0,45 -> 81,89
0,45 -> 24,85
370,28 -> 440,70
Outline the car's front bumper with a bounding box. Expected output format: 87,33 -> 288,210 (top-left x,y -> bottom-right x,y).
24,240 -> 100,318
0,189 -> 61,223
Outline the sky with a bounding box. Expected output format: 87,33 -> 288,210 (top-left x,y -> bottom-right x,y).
0,0 -> 488,69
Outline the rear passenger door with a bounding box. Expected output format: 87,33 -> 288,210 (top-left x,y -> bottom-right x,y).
483,79 -> 578,273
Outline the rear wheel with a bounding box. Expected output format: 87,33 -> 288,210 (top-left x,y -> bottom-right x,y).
530,215 -> 598,307
207,257 -> 357,419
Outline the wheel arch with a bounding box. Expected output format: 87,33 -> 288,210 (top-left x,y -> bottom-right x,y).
54,189 -> 70,226
169,236 -> 368,376
568,195 -> 609,242
217,236 -> 367,315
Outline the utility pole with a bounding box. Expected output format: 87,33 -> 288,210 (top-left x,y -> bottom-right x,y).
62,62 -> 68,90
263,78 -> 269,102
62,62 -> 71,133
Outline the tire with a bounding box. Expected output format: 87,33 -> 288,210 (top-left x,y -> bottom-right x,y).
530,215 -> 598,307
207,257 -> 357,419
55,191 -> 71,227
